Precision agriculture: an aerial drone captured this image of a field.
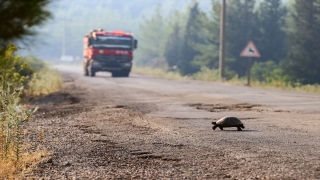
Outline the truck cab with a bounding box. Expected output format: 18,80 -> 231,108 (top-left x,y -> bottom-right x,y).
83,30 -> 138,77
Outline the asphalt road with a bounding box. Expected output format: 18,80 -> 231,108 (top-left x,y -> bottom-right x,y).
40,65 -> 320,179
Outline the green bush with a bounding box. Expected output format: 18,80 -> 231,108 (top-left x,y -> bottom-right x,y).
192,67 -> 220,82
251,61 -> 291,85
0,44 -> 37,162
0,84 -> 36,160
25,67 -> 63,96
0,44 -> 62,178
251,61 -> 278,82
22,55 -> 47,72
0,44 -> 35,86
22,55 -> 63,96
0,45 -> 63,97
193,67 -> 237,81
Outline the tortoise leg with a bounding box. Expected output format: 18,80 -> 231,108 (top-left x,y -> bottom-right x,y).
212,125 -> 218,130
237,126 -> 242,131
218,126 -> 223,130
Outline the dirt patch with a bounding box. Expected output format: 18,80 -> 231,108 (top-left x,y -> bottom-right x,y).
187,103 -> 261,112
30,92 -> 80,105
27,75 -> 89,119
124,102 -> 159,114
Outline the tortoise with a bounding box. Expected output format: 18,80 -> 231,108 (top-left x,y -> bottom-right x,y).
212,116 -> 245,131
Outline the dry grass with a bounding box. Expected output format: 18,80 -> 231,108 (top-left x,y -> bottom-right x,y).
24,67 -> 63,96
133,66 -> 190,80
0,82 -> 42,179
248,80 -> 320,93
133,66 -> 320,94
192,68 -> 222,82
0,81 -> 55,179
0,46 -> 61,178
0,66 -> 61,178
0,146 -> 49,179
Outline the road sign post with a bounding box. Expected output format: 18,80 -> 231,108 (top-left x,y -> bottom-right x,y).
247,57 -> 252,86
240,41 -> 261,86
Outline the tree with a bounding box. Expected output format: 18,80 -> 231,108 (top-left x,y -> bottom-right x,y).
257,0 -> 287,63
226,0 -> 259,77
20,0 -> 201,61
135,5 -> 168,67
0,0 -> 52,47
164,24 -> 181,68
283,0 -> 320,84
193,0 -> 221,70
163,9 -> 188,69
178,2 -> 204,75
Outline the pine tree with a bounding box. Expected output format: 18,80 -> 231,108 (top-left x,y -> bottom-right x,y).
164,24 -> 181,68
258,0 -> 287,63
192,0 -> 221,69
135,5 -> 167,67
226,0 -> 259,77
284,0 -> 320,84
0,0 -> 52,47
178,2 -> 203,75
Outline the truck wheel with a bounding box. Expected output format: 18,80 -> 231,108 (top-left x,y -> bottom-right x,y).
83,65 -> 89,76
89,68 -> 96,77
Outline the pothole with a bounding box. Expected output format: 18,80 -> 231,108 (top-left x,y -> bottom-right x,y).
187,103 -> 261,112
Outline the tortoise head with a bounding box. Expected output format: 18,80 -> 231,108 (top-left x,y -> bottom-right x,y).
212,122 -> 216,125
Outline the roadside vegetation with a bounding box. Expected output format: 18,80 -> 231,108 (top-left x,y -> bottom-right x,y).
0,44 -> 61,178
0,0 -> 55,178
23,56 -> 63,96
133,66 -> 320,94
133,0 -> 320,91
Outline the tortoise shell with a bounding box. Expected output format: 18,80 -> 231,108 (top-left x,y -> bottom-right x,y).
215,116 -> 243,127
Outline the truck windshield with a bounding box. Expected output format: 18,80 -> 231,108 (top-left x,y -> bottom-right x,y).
92,36 -> 133,49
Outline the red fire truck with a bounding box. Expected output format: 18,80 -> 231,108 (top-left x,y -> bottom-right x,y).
83,29 -> 138,77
